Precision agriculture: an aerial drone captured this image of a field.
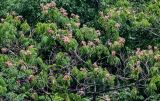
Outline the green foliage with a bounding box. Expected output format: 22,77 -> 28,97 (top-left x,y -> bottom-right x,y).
76,26 -> 98,41
0,22 -> 17,47
56,52 -> 71,67
20,21 -> 30,33
0,0 -> 42,24
54,0 -> 100,25
35,23 -> 57,35
0,1 -> 160,101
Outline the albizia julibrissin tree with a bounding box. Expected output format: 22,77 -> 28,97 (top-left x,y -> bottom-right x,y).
0,1 -> 160,101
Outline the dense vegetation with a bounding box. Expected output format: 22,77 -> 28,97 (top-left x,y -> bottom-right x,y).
0,0 -> 160,101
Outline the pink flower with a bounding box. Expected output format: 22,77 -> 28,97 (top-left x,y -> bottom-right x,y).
48,29 -> 54,34
66,23 -> 71,27
154,46 -> 158,50
116,10 -> 121,15
19,60 -> 25,65
136,61 -> 141,66
104,15 -> 109,20
43,6 -> 49,10
80,68 -> 87,72
136,48 -> 141,56
99,11 -> 104,16
5,61 -> 14,67
28,45 -> 34,49
94,38 -> 100,44
11,11 -> 17,16
148,50 -> 153,55
154,55 -> 160,61
75,23 -> 80,27
63,36 -> 71,43
94,67 -> 99,71
26,50 -> 32,56
1,18 -> 5,22
71,13 -> 76,18
107,41 -> 112,46
81,41 -> 86,46
93,62 -> 98,68
60,8 -> 66,13
1,48 -> 8,54
112,51 -> 116,56
50,1 -> 56,8
75,15 -> 80,19
88,41 -> 95,46
103,95 -> 111,101
78,90 -> 85,96
63,12 -> 68,16
16,16 -> 23,20
43,10 -> 48,14
63,74 -> 71,80
119,37 -> 125,44
115,23 -> 121,28
96,30 -> 101,36
68,33 -> 72,39
137,48 -> 141,52
108,13 -> 113,18
148,45 -> 152,49
28,75 -> 35,82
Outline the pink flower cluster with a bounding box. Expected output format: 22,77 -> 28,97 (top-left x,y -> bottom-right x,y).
99,11 -> 112,20
112,50 -> 116,57
81,39 -> 100,47
62,33 -> 72,43
71,13 -> 80,19
60,8 -> 68,16
63,74 -> 71,80
1,47 -> 8,54
41,2 -> 56,13
118,37 -> 125,45
48,29 -> 54,34
135,47 -> 154,58
20,45 -> 34,56
5,61 -> 14,67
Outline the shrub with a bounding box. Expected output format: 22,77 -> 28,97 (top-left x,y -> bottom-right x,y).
0,1 -> 160,101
